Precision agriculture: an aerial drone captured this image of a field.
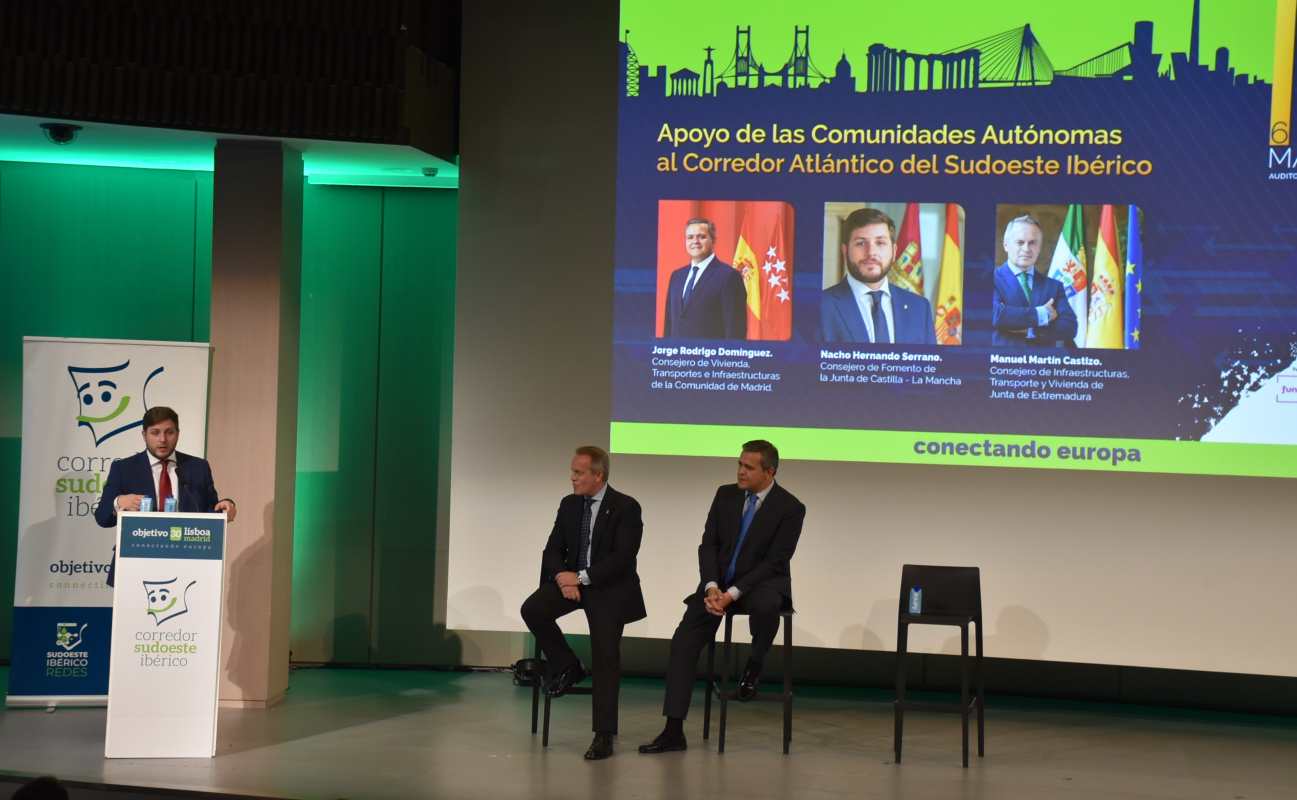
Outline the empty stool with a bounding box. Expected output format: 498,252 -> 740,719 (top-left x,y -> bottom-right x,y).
893,564 -> 984,767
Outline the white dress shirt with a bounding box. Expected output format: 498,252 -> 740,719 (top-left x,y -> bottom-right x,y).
576,484 -> 607,586
706,481 -> 775,600
114,452 -> 178,511
846,272 -> 894,344
1008,265 -> 1051,333
682,253 -> 717,298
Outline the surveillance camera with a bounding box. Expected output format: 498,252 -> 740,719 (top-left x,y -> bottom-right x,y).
421,166 -> 439,177
40,122 -> 82,145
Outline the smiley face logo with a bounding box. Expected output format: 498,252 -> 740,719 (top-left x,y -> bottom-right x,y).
143,578 -> 195,625
68,361 -> 165,446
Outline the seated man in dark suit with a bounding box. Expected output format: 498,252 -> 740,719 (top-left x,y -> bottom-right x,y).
992,214 -> 1078,347
639,440 -> 805,754
94,406 -> 237,585
820,207 -> 936,345
662,217 -> 749,340
520,446 -> 645,760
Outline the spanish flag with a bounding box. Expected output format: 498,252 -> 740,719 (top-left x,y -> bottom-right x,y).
934,203 -> 963,345
733,234 -> 763,329
1085,204 -> 1124,349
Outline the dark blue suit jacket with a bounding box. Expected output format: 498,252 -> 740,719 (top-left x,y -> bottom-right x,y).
819,279 -> 936,345
662,259 -> 747,340
696,482 -> 805,602
540,486 -> 646,624
94,450 -> 221,586
991,264 -> 1078,347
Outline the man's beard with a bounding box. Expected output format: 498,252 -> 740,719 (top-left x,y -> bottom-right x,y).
848,260 -> 891,284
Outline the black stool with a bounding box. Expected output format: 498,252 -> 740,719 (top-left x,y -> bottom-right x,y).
701,608 -> 794,754
521,640 -> 594,746
893,564 -> 984,767
526,661 -> 594,741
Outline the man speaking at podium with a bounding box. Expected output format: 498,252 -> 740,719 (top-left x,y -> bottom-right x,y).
94,406 -> 237,585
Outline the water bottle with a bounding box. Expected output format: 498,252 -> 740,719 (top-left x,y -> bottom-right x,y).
908,586 -> 923,614
164,497 -> 177,513
139,497 -> 154,512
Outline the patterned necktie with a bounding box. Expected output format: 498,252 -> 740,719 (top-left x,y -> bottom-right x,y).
868,290 -> 888,344
682,266 -> 700,306
158,459 -> 172,509
576,497 -> 594,570
723,492 -> 759,584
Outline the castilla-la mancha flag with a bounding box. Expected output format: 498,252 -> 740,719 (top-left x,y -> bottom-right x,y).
731,203 -> 794,340
890,202 -> 924,296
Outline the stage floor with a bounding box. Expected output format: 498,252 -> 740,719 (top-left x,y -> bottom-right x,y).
1,666 -> 1295,800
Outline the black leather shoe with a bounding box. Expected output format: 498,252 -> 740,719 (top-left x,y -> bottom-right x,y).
737,663 -> 762,701
584,733 -> 614,760
544,662 -> 587,697
511,657 -> 546,687
638,732 -> 687,754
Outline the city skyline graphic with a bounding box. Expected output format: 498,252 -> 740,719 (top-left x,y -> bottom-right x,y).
621,0 -> 1276,99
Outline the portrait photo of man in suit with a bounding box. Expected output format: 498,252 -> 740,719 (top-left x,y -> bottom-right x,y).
520,446 -> 645,760
639,440 -> 805,755
661,217 -> 748,340
94,405 -> 237,586
820,207 -> 936,345
992,214 -> 1079,348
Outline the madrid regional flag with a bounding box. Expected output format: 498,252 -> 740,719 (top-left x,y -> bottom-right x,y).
890,202 -> 924,295
1085,204 -> 1125,349
731,203 -> 793,340
1046,204 -> 1089,348
934,203 -> 963,345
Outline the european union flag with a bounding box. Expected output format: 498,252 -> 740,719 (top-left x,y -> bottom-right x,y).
1124,206 -> 1142,349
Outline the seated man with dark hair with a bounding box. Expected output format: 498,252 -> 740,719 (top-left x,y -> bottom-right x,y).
640,439 -> 805,754
95,406 -> 236,585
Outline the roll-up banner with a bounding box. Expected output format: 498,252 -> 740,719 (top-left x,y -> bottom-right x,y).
7,337 -> 211,707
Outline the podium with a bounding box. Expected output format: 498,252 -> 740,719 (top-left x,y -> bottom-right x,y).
104,512 -> 227,758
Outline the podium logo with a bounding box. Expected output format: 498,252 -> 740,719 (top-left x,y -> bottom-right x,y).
144,578 -> 196,626
55,622 -> 87,651
67,361 -> 165,446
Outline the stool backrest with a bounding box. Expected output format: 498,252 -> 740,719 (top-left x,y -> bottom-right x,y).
898,564 -> 981,620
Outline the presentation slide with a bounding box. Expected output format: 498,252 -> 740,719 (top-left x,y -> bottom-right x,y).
611,0 -> 1297,478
